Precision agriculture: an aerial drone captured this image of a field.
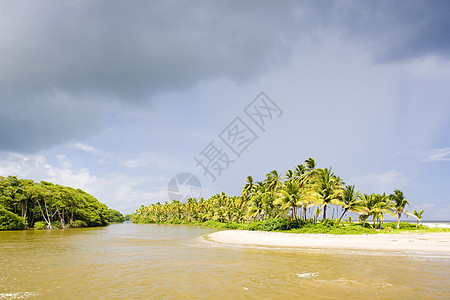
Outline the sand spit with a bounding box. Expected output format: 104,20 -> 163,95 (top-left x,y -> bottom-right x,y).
206,230 -> 450,253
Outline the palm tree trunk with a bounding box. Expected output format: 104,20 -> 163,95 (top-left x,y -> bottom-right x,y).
338,208 -> 348,223
287,214 -> 292,229
323,205 -> 327,221
397,213 -> 401,230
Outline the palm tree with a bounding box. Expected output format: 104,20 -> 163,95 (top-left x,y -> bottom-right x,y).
294,164 -> 306,179
274,181 -> 306,224
312,167 -> 344,220
304,157 -> 316,171
246,193 -> 266,221
389,189 -> 410,229
313,207 -> 321,223
186,198 -> 198,221
412,209 -> 425,228
229,196 -> 246,222
170,200 -> 182,220
265,170 -> 282,193
244,182 -> 266,221
364,193 -> 394,229
264,170 -> 282,215
242,176 -> 254,200
337,185 -> 365,223
285,169 -> 295,182
358,194 -> 372,227
299,157 -> 317,187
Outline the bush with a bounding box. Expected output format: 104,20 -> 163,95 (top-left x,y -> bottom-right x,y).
68,220 -> 87,228
108,209 -> 125,223
383,222 -> 417,230
34,221 -> 48,230
202,220 -> 225,228
222,222 -> 239,229
0,208 -> 26,230
259,218 -> 290,231
322,218 -> 338,227
247,221 -> 262,231
246,218 -> 311,231
51,221 -> 62,229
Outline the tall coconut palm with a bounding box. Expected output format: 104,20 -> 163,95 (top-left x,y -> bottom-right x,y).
264,170 -> 282,214
186,198 -> 198,221
389,189 -> 410,229
313,207 -> 321,223
230,196 -> 246,222
300,158 -> 317,187
246,193 -> 266,221
242,176 -> 255,200
312,167 -> 344,220
358,194 -> 372,227
274,181 -> 305,222
304,157 -> 316,171
299,191 -> 316,221
265,170 -> 282,193
412,209 -> 425,228
170,200 -> 182,220
245,182 -> 267,221
294,164 -> 306,179
285,169 -> 295,182
364,193 -> 395,229
337,185 -> 365,223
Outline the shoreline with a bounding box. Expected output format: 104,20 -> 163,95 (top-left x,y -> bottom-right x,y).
205,230 -> 450,254
422,222 -> 450,228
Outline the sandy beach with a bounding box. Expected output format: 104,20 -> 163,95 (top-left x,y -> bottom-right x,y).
205,230 -> 450,253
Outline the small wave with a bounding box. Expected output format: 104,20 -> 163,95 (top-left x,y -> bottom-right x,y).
0,292 -> 38,299
296,272 -> 318,278
335,278 -> 360,285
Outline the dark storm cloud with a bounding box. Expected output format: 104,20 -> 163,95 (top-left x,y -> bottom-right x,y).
0,0 -> 299,100
0,0 -> 305,152
0,0 -> 301,152
1,0 -> 449,152
333,0 -> 450,62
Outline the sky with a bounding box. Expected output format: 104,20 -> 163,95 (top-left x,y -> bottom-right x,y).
1,0 -> 450,220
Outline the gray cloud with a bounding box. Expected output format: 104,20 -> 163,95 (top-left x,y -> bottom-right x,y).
332,0 -> 450,62
1,0 -> 449,152
0,0 -> 301,152
0,1 -> 299,99
0,91 -> 104,152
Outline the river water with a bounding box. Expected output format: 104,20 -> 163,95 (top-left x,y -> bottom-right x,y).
1,223 -> 449,299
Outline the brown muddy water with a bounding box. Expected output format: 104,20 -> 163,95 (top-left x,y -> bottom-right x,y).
1,222 -> 449,299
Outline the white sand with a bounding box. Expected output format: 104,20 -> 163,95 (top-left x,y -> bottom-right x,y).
205,230 -> 450,253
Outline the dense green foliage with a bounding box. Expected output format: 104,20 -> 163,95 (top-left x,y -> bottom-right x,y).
0,176 -> 110,230
133,158 -> 432,234
33,221 -> 47,230
0,207 -> 26,230
68,220 -> 88,228
108,209 -> 125,223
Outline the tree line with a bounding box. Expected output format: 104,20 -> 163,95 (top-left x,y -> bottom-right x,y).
133,158 -> 425,229
0,175 -> 123,230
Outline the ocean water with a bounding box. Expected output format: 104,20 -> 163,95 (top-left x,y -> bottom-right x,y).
1,223 -> 449,299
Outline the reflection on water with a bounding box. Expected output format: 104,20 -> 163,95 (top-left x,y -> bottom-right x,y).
1,223 -> 449,299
